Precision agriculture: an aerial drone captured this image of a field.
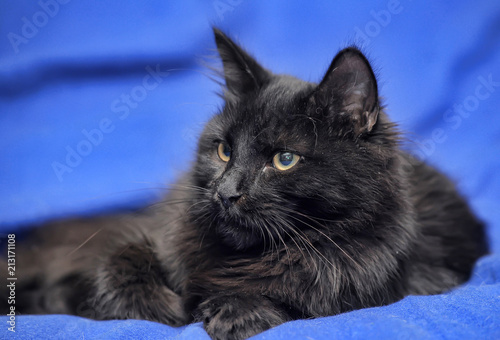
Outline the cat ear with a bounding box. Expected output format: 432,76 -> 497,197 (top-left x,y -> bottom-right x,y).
313,47 -> 379,136
213,27 -> 270,98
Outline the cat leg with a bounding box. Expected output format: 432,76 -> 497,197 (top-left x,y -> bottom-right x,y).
197,293 -> 290,340
89,241 -> 189,326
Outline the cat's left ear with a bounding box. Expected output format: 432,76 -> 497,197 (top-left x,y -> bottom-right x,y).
213,27 -> 270,98
313,47 -> 379,136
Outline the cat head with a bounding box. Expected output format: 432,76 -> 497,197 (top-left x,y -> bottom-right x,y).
189,28 -> 400,250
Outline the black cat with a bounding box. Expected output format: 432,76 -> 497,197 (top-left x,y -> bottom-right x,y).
2,28 -> 487,340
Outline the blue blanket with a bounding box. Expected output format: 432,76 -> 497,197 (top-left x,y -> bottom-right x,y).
1,1 -> 499,339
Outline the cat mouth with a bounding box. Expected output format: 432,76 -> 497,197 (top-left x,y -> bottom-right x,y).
212,207 -> 290,251
214,206 -> 251,230
211,201 -> 269,249
214,219 -> 265,250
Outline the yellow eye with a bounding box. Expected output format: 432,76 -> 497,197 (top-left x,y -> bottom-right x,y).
217,142 -> 231,162
273,152 -> 300,171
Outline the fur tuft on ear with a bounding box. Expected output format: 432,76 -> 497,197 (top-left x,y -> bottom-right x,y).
213,27 -> 270,98
313,47 -> 380,137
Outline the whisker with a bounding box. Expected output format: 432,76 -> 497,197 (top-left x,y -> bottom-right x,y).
277,206 -> 363,271
277,218 -> 315,263
67,228 -> 103,256
273,217 -> 305,263
259,219 -> 279,260
270,219 -> 293,268
273,214 -> 329,271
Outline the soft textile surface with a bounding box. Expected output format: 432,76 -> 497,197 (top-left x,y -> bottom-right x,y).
1,1 -> 499,339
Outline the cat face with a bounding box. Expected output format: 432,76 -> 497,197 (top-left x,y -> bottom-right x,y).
189,29 -> 398,250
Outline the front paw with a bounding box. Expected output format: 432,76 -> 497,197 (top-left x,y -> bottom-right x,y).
90,242 -> 189,326
198,295 -> 288,340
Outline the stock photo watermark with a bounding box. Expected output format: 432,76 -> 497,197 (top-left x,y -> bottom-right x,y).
5,234 -> 17,332
411,73 -> 499,160
7,0 -> 72,54
213,0 -> 243,21
354,0 -> 411,46
51,64 -> 170,182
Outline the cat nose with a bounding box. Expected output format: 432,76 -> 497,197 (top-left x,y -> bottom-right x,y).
217,192 -> 242,209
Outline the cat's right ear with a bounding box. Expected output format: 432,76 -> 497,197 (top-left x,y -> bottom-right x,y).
213,27 -> 270,98
312,47 -> 380,137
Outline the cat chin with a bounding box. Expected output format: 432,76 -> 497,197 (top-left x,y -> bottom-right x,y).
215,221 -> 264,251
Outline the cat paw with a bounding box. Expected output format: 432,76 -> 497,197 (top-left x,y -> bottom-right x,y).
198,294 -> 288,340
91,242 -> 189,326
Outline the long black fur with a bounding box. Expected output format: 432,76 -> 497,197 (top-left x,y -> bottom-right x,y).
2,28 -> 487,340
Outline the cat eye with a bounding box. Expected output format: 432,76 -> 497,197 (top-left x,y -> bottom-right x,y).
217,142 -> 231,162
273,152 -> 300,171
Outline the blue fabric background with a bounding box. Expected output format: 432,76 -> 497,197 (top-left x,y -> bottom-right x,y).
1,1 -> 499,339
